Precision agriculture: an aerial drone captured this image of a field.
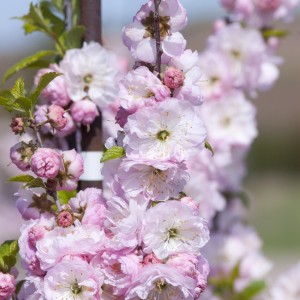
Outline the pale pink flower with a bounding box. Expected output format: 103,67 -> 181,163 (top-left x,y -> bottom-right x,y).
118,159 -> 189,201
200,90 -> 257,147
167,253 -> 210,297
55,111 -> 76,138
122,0 -> 187,64
119,66 -> 170,111
71,99 -> 99,125
60,42 -> 118,108
18,275 -> 45,300
34,63 -> 71,107
44,258 -> 103,300
30,148 -> 63,180
124,98 -> 206,161
105,197 -> 148,250
61,149 -> 84,185
0,272 -> 15,299
126,263 -> 196,299
36,224 -> 106,270
91,251 -> 142,297
142,201 -> 209,259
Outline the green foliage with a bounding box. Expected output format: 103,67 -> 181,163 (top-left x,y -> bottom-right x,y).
101,146 -> 126,163
235,281 -> 266,300
7,174 -> 35,183
25,178 -> 46,189
3,50 -> 57,82
57,190 -> 77,205
205,140 -> 214,156
59,26 -> 85,50
0,240 -> 19,273
262,29 -> 288,39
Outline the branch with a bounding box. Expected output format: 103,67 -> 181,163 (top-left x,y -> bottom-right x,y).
154,0 -> 163,78
64,0 -> 73,31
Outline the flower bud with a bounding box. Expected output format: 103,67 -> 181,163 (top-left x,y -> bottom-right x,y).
47,104 -> 67,130
10,117 -> 24,135
0,272 -> 15,299
30,148 -> 63,179
56,210 -> 74,227
164,67 -> 185,89
10,141 -> 35,171
71,100 -> 99,125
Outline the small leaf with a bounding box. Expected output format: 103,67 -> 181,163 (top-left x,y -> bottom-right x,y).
57,190 -> 77,205
0,240 -> 19,273
10,78 -> 25,98
7,174 -> 35,183
100,146 -> 125,163
30,72 -> 61,105
26,178 -> 46,189
3,50 -> 57,82
59,26 -> 85,50
237,280 -> 266,300
205,140 -> 214,156
262,29 -> 288,39
15,97 -> 33,113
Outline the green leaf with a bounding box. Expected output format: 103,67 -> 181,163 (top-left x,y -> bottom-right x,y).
15,97 -> 33,113
100,146 -> 125,163
60,26 -> 85,50
30,72 -> 61,105
15,280 -> 25,295
0,240 -> 19,273
0,92 -> 16,112
10,78 -> 25,98
3,50 -> 57,82
262,29 -> 288,39
237,280 -> 266,300
26,178 -> 46,189
57,190 -> 77,205
205,140 -> 214,156
7,174 -> 35,183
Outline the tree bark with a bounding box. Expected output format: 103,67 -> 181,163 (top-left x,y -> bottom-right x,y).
79,0 -> 103,189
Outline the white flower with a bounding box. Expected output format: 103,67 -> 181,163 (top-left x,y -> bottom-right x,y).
200,90 -> 257,147
60,42 -> 118,108
142,201 -> 209,259
44,258 -> 103,300
36,224 -> 106,270
124,98 -> 206,161
118,159 -> 189,201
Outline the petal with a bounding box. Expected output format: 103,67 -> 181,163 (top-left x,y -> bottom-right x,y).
134,38 -> 156,64
161,32 -> 186,59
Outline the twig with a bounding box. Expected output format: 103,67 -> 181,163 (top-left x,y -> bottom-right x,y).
76,125 -> 82,153
154,0 -> 163,78
64,0 -> 73,31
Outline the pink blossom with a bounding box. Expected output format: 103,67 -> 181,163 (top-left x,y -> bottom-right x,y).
30,148 -> 63,180
142,201 -> 209,259
119,66 -> 170,111
10,142 -> 34,171
55,111 -> 76,138
34,63 -> 71,107
126,263 -> 197,299
167,253 -> 210,297
47,104 -> 67,130
34,105 -> 51,134
118,159 -> 189,201
0,272 -> 15,299
44,258 -> 103,299
71,99 -> 99,125
122,0 -> 187,63
124,98 -> 206,161
143,253 -> 163,265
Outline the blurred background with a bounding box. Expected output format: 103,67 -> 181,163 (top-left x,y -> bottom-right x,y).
0,0 -> 299,277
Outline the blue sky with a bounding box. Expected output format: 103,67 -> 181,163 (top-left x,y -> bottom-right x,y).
0,1 -> 223,52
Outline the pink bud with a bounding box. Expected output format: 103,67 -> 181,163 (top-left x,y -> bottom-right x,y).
164,67 -> 185,89
10,117 -> 24,135
71,100 -> 99,125
10,142 -> 35,171
0,272 -> 15,299
56,210 -> 74,227
255,0 -> 281,13
143,253 -> 163,265
48,104 -> 67,130
30,148 -> 63,179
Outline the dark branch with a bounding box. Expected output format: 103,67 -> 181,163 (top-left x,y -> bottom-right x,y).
154,0 -> 163,78
64,0 -> 73,31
